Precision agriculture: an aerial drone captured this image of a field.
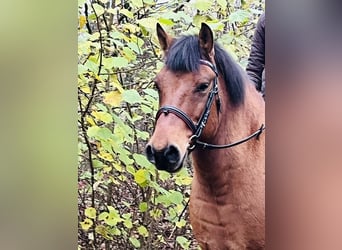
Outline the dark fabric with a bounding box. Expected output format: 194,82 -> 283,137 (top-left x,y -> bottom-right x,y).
246,13 -> 265,94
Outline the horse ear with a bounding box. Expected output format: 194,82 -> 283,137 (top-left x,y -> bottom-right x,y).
156,23 -> 173,53
199,23 -> 214,57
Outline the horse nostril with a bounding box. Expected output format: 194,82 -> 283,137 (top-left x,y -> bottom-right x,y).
145,145 -> 155,164
164,145 -> 180,164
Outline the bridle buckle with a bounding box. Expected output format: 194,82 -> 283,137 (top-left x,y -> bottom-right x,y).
187,134 -> 199,151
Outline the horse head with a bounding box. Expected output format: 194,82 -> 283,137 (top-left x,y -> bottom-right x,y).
146,23 -> 221,172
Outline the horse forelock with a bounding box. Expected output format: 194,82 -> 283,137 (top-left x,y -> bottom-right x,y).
164,35 -> 245,106
165,35 -> 201,72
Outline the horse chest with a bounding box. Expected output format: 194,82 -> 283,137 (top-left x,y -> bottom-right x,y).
190,194 -> 248,250
189,174 -> 264,250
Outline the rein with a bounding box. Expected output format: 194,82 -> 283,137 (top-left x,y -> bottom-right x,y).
155,59 -> 265,152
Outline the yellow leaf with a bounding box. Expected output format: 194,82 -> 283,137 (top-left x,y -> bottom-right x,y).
92,111 -> 113,123
99,151 -> 114,162
180,176 -> 192,185
118,175 -> 127,181
80,85 -> 90,94
176,219 -> 186,228
79,15 -> 86,29
86,116 -> 96,126
109,176 -> 120,185
110,75 -> 124,92
134,169 -> 149,187
80,218 -> 93,231
103,166 -> 112,172
137,225 -> 149,237
103,91 -> 122,107
113,163 -> 123,172
85,207 -> 96,219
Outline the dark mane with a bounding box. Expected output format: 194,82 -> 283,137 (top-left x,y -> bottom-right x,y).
165,35 -> 245,106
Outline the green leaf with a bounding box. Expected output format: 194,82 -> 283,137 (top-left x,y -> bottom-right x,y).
194,0 -> 212,11
124,219 -> 133,229
96,103 -> 108,112
78,0 -> 87,7
139,202 -> 148,212
92,3 -> 105,16
127,42 -> 141,54
137,225 -> 149,237
93,160 -> 105,169
176,236 -> 190,249
130,0 -> 143,8
229,10 -> 250,23
123,89 -> 142,104
87,126 -> 99,137
176,219 -> 187,228
107,206 -> 116,212
141,105 -> 153,114
158,18 -> 174,26
127,165 -> 136,175
110,31 -> 127,40
84,59 -> 98,73
159,171 -> 171,181
168,190 -> 183,205
109,227 -> 121,236
193,14 -> 210,27
98,212 -> 109,221
103,57 -> 129,69
113,163 -> 123,172
78,64 -> 88,74
129,237 -> 141,248
122,47 -> 136,61
133,153 -> 152,167
206,21 -> 225,32
143,88 -> 158,99
118,150 -> 134,166
137,17 -> 157,32
217,0 -> 227,10
143,0 -> 155,5
136,130 -> 149,140
105,210 -> 123,226
120,9 -> 134,19
87,126 -> 112,140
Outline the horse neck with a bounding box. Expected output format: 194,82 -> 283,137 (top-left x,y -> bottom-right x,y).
191,80 -> 265,193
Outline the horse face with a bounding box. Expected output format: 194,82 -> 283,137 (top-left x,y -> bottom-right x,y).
146,23 -> 217,173
145,65 -> 217,172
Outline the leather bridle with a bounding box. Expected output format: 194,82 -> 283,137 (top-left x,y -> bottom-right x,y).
155,59 -> 265,152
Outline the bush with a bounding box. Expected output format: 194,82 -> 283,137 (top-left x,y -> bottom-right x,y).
78,0 -> 264,248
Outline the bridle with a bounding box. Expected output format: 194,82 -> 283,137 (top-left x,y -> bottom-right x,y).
155,59 -> 265,152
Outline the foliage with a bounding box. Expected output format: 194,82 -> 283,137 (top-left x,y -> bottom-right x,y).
78,0 -> 264,249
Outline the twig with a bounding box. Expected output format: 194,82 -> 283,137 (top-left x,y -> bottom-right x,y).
84,3 -> 92,34
83,3 -> 105,116
178,199 -> 190,221
78,95 -> 97,247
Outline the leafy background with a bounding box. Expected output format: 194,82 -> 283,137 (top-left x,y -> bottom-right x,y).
78,0 -> 264,249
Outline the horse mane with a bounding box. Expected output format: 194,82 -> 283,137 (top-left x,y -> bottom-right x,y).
165,35 -> 245,106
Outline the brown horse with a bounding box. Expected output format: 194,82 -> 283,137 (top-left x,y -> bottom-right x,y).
146,23 -> 265,250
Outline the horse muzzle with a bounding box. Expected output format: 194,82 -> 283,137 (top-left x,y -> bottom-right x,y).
145,144 -> 184,173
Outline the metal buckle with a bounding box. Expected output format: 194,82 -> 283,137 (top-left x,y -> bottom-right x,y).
187,134 -> 199,151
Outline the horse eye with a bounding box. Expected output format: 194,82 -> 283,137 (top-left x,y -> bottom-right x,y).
196,83 -> 209,92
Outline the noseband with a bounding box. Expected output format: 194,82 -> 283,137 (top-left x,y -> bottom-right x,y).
155,59 -> 265,152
